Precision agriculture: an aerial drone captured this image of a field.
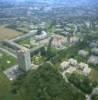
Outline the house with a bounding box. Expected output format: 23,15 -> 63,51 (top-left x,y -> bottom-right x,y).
70,36 -> 79,45
78,62 -> 91,75
60,61 -> 70,70
91,48 -> 98,55
78,50 -> 89,58
60,61 -> 76,74
89,41 -> 98,48
88,55 -> 98,65
83,66 -> 91,76
79,62 -> 88,70
68,58 -> 78,66
51,35 -> 65,49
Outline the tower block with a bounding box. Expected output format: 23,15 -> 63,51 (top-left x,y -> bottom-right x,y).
17,48 -> 32,72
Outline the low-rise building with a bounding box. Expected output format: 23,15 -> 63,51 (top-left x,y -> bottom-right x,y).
89,41 -> 98,48
79,62 -> 91,76
88,55 -> 98,65
91,48 -> 98,56
60,61 -> 70,70
78,50 -> 89,58
68,58 -> 78,66
79,62 -> 88,70
70,36 -> 79,45
65,67 -> 76,74
83,66 -> 91,76
60,58 -> 91,76
51,35 -> 65,49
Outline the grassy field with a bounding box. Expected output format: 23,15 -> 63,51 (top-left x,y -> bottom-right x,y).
89,69 -> 98,82
0,51 -> 17,71
0,73 -> 19,100
0,26 -> 23,40
0,73 -> 12,100
0,51 -> 17,100
18,38 -> 37,49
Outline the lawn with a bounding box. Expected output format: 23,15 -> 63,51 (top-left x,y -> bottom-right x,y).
0,73 -> 19,100
0,51 -> 17,71
0,73 -> 12,99
18,38 -> 37,49
18,38 -> 30,45
0,26 -> 23,40
89,69 -> 98,82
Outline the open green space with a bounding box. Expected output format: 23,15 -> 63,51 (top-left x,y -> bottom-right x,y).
18,38 -> 37,49
0,51 -> 16,71
47,25 -> 56,34
6,24 -> 29,34
0,26 -> 23,40
89,69 -> 98,82
11,63 -> 86,100
0,63 -> 86,100
18,38 -> 30,45
0,73 -> 13,100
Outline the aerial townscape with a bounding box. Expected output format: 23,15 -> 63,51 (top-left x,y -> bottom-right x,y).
0,0 -> 98,100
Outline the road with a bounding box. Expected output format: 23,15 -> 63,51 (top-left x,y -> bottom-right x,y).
0,47 -> 17,58
10,30 -> 37,42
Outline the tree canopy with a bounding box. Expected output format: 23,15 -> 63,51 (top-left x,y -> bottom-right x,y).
12,63 -> 86,100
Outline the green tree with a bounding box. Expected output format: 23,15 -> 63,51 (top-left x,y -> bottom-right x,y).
13,63 -> 86,100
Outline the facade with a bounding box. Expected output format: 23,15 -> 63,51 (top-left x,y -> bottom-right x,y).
17,48 -> 32,72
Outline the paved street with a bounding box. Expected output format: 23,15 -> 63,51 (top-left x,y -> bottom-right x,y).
0,47 -> 17,58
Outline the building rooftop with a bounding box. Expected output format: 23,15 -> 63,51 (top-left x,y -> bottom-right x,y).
91,48 -> 98,55
78,50 -> 89,57
68,58 -> 78,66
88,55 -> 98,65
18,47 -> 29,53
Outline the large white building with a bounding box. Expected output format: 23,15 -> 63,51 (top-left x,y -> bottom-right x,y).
35,31 -> 48,40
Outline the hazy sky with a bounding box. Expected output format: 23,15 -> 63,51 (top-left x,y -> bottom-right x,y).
2,0 -> 98,6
